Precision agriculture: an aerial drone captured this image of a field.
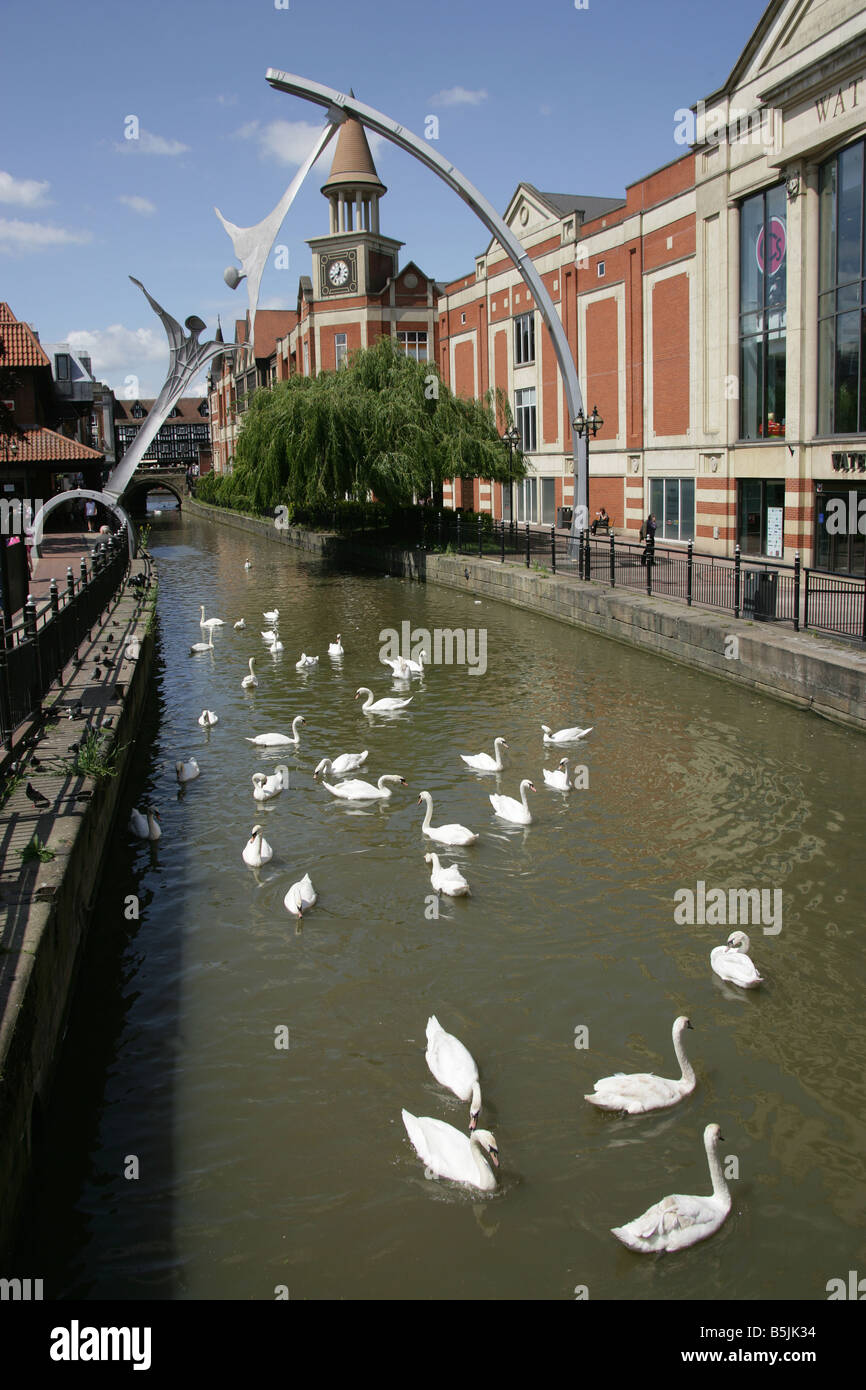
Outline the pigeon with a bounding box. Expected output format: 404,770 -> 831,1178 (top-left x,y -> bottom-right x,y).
25,781 -> 49,809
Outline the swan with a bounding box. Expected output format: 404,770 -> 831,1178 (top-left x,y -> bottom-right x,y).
585,1017 -> 696,1114
382,655 -> 411,677
129,807 -> 160,840
246,718 -> 305,747
401,1110 -> 498,1192
328,634 -> 344,656
314,751 -> 368,778
284,872 -> 316,918
711,931 -> 763,988
199,605 -> 225,629
262,629 -> 277,643
175,757 -> 200,784
425,1016 -> 481,1126
198,710 -> 218,727
489,779 -> 536,825
241,658 -> 258,689
244,559 -> 252,569
296,653 -> 319,668
417,790 -> 478,846
263,609 -> 279,623
189,631 -> 215,656
355,687 -> 413,713
611,1123 -> 731,1254
321,774 -> 406,801
242,825 -> 272,868
252,770 -> 287,801
425,852 -> 471,897
541,723 -> 593,744
542,758 -> 571,790
401,650 -> 428,675
460,737 -> 508,772
268,639 -> 284,653
233,619 -> 246,629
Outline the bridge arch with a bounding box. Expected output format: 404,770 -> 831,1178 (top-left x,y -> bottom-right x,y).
122,473 -> 185,513
29,489 -> 137,560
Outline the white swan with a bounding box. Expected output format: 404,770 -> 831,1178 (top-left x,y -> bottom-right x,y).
585,1017 -> 696,1114
268,638 -> 284,653
489,779 -> 536,825
175,757 -> 200,784
284,873 -> 316,918
711,931 -> 763,988
328,634 -> 344,655
263,609 -> 279,623
233,619 -> 245,630
296,652 -> 319,668
425,1016 -> 481,1126
460,737 -> 508,772
355,686 -> 413,713
252,770 -> 287,801
198,710 -> 218,727
401,649 -> 428,675
321,774 -> 406,801
244,559 -> 252,569
425,852 -> 471,897
129,807 -> 160,840
611,1123 -> 731,1254
199,605 -> 225,629
417,790 -> 478,846
241,657 -> 258,689
382,655 -> 411,677
245,718 -> 305,747
314,751 -> 368,778
541,723 -> 593,744
261,628 -> 277,640
542,758 -> 571,790
401,1110 -> 498,1192
242,825 -> 272,868
189,631 -> 215,656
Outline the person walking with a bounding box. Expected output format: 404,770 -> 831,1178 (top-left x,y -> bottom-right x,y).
640,513 -> 656,567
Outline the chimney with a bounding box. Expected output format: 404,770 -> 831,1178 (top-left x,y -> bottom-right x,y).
30,326 -> 40,340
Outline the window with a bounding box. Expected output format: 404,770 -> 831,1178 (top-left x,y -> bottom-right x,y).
738,479 -> 785,557
818,140 -> 866,433
597,261 -> 605,278
515,477 -> 537,522
460,313 -> 466,325
514,312 -> 535,366
814,482 -> 866,573
398,331 -> 428,362
303,340 -> 310,375
198,400 -> 209,417
739,184 -> 787,440
131,403 -> 145,419
54,354 -> 70,380
540,477 -> 556,524
648,477 -> 694,541
335,333 -> 348,369
515,387 -> 537,452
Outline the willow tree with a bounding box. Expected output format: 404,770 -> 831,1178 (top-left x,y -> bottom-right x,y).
224,337 -> 524,512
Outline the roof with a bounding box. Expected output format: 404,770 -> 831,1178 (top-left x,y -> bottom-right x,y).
2,425 -> 104,464
0,303 -> 51,369
250,309 -> 298,360
321,114 -> 386,196
114,397 -> 208,424
524,186 -> 626,222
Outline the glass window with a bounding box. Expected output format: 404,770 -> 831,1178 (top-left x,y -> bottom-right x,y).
514,313 -> 535,366
335,333 -> 347,369
515,387 -> 536,452
648,477 -> 694,541
54,354 -> 70,380
736,479 -> 785,555
540,477 -> 556,524
739,184 -> 787,440
819,140 -> 866,433
515,477 -> 537,522
397,331 -> 427,362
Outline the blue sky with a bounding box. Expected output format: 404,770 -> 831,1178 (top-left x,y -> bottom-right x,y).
0,0 -> 768,396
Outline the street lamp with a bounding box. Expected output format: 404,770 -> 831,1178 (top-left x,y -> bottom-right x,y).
573,405 -> 603,529
502,424 -> 520,524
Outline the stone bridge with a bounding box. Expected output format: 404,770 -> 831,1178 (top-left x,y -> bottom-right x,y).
121,467 -> 190,514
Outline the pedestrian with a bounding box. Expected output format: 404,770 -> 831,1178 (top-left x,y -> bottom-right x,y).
640,513 -> 656,567
85,499 -> 97,532
591,506 -> 610,535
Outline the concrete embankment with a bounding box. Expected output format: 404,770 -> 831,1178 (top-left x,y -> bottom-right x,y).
0,556 -> 157,1259
186,499 -> 866,732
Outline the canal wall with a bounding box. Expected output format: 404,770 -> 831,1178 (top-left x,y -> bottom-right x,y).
0,558 -> 157,1260
185,499 -> 866,732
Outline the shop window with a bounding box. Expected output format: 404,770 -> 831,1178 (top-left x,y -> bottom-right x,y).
739,184 -> 787,440
649,477 -> 695,542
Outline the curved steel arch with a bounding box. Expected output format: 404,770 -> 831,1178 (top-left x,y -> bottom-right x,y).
265,72 -> 588,531
29,489 -> 136,560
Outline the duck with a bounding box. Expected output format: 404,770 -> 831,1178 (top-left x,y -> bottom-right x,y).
189,631 -> 215,656
425,852 -> 471,897
252,770 -> 287,801
245,717 -> 305,747
242,825 -> 272,868
199,605 -> 225,629
295,652 -> 319,668
611,1123 -> 731,1254
175,757 -> 200,784
401,1110 -> 498,1192
263,609 -> 279,623
241,657 -> 258,689
320,774 -> 406,801
328,634 -> 344,656
541,723 -> 593,744
417,790 -> 478,846
234,619 -> 246,629
129,807 -> 160,840
711,931 -> 763,988
313,751 -> 368,778
489,779 -> 536,825
198,710 -> 218,727
425,1015 -> 481,1127
355,687 -> 413,713
460,737 -> 508,772
284,872 -> 316,918
542,758 -> 572,790
585,1017 -> 696,1114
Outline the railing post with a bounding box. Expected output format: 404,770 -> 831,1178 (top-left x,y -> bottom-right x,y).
478,515 -> 483,559
438,511 -> 443,550
551,524 -> 556,573
686,539 -> 693,607
23,595 -> 37,641
803,568 -> 810,631
609,530 -> 615,588
49,578 -> 59,618
420,510 -> 426,551
584,530 -> 591,582
456,512 -> 462,555
0,616 -> 12,750
525,522 -> 531,568
733,544 -> 741,620
793,550 -> 801,633
500,518 -> 505,564
80,555 -> 88,588
67,565 -> 75,601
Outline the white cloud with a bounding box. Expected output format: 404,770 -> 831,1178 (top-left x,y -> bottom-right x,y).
0,171 -> 51,207
234,118 -> 384,167
114,129 -> 190,156
67,324 -> 165,375
118,194 -> 157,216
429,87 -> 488,108
0,218 -> 91,252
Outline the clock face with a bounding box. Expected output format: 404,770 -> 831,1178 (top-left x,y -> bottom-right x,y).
328,259 -> 350,287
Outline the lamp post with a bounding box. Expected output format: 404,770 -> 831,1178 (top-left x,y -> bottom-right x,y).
573,405 -> 603,525
502,424 -> 520,526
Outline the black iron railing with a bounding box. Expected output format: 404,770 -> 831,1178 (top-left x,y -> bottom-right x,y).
0,535 -> 130,747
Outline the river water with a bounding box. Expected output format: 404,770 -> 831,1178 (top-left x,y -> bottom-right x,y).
20,505 -> 866,1301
